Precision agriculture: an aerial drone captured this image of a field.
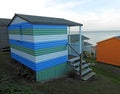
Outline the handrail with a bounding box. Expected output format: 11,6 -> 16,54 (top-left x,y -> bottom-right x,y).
68,43 -> 82,78
68,43 -> 80,56
70,43 -> 80,46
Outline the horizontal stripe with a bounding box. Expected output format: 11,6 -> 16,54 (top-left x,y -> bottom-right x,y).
33,29 -> 67,35
8,22 -> 67,30
11,52 -> 36,71
9,28 -> 66,32
36,56 -> 67,71
11,52 -> 67,71
10,39 -> 67,50
33,34 -> 67,42
9,34 -> 67,43
9,34 -> 34,42
33,28 -> 66,31
9,29 -> 33,35
33,25 -> 67,29
9,28 -> 32,31
9,29 -> 67,35
8,23 -> 67,35
11,44 -> 67,56
8,22 -> 33,30
11,48 -> 68,63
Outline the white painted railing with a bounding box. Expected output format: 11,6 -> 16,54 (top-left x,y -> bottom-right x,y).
69,43 -> 80,56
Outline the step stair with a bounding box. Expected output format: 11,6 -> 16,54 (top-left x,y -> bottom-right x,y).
74,66 -> 80,71
68,56 -> 80,63
82,72 -> 96,80
70,62 -> 80,67
82,63 -> 89,69
68,56 -> 95,80
81,68 -> 92,76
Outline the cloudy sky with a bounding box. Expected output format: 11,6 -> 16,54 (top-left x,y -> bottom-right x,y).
0,0 -> 120,31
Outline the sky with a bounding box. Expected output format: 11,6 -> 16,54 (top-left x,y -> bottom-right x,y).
0,0 -> 120,31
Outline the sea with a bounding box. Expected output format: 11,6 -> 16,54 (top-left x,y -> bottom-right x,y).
82,30 -> 120,46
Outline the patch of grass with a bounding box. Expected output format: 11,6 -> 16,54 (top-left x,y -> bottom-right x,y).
0,82 -> 37,94
0,52 -> 120,94
93,63 -> 120,84
84,58 -> 120,84
34,76 -> 120,94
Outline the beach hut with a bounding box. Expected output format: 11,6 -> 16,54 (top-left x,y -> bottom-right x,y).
8,14 -> 95,81
8,14 -> 84,81
96,36 -> 120,67
0,18 -> 11,50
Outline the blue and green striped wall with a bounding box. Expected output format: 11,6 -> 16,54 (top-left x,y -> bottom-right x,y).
8,17 -> 69,81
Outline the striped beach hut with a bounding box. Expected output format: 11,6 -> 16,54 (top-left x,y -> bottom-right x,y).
0,18 -> 11,49
8,14 -> 83,81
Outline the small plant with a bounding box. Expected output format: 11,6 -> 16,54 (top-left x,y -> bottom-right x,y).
83,51 -> 95,59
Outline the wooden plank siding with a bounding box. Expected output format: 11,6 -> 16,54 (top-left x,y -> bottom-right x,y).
11,44 -> 67,56
36,62 -> 70,81
8,16 -> 69,81
0,26 -> 9,48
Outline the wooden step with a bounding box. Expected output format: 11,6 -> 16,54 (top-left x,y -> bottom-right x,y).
81,68 -> 92,76
70,62 -> 80,67
82,64 -> 89,69
74,66 -> 80,71
68,56 -> 80,62
82,72 -> 96,80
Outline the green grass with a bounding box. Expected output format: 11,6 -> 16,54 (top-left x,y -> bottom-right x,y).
84,58 -> 120,84
93,62 -> 120,84
0,52 -> 120,94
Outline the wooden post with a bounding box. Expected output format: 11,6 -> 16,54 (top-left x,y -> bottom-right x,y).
68,26 -> 70,59
79,26 -> 82,79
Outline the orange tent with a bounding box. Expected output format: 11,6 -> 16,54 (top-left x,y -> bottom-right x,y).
96,36 -> 120,67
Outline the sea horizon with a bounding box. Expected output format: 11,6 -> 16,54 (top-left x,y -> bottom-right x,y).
83,30 -> 120,32
82,30 -> 120,46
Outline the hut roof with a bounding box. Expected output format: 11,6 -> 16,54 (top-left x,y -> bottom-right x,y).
84,41 -> 92,46
0,18 -> 11,26
9,14 -> 83,26
97,36 -> 120,44
82,35 -> 89,40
